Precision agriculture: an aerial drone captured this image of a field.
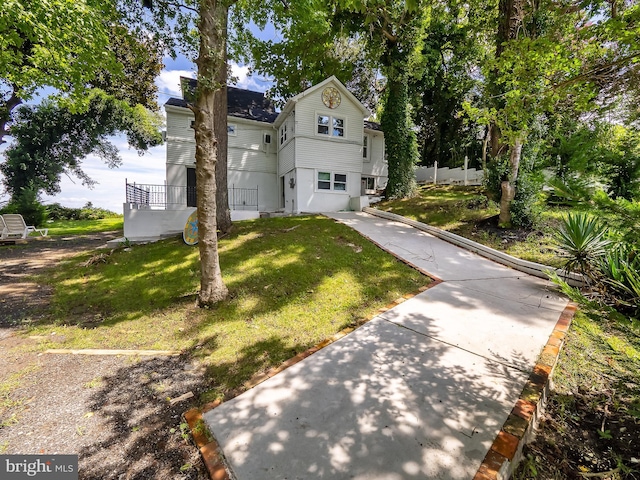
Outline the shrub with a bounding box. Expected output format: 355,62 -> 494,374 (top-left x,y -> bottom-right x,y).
46,202 -> 119,221
0,187 -> 47,227
510,170 -> 545,229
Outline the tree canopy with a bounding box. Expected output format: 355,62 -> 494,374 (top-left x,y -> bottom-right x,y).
1,90 -> 163,198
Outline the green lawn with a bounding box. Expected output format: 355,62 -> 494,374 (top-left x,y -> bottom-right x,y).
25,215 -> 427,401
376,184 -> 571,268
45,217 -> 123,236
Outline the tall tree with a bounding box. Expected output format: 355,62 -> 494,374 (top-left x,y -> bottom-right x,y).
467,0 -> 640,226
191,0 -> 232,305
1,90 -> 163,198
409,0 -> 495,168
138,0 -> 236,306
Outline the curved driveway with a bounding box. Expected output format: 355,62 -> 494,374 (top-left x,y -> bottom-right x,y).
204,211 -> 568,479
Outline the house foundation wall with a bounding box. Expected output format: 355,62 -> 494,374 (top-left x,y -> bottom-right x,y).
123,204 -> 260,241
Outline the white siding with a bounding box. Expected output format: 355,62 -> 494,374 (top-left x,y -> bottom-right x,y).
278,139 -> 295,175
294,137 -> 362,173
293,81 -> 364,143
167,139 -> 196,166
166,108 -> 195,142
228,170 -> 278,212
228,121 -> 277,174
295,168 -> 359,212
361,131 -> 388,188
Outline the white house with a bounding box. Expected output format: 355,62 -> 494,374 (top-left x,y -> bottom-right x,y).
123,76 -> 387,241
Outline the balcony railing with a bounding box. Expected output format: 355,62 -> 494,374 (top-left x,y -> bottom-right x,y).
126,181 -> 259,211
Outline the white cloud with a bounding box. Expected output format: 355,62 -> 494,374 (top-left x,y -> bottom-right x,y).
40,143 -> 166,214
156,69 -> 195,98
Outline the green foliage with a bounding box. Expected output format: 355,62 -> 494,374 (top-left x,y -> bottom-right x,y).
0,0 -> 118,101
46,202 -> 120,221
554,212 -> 640,317
510,170 -> 544,229
409,0 -> 495,168
555,213 -> 611,278
1,90 -> 163,198
599,245 -> 640,316
382,78 -> 419,199
0,186 -> 47,227
483,153 -> 509,202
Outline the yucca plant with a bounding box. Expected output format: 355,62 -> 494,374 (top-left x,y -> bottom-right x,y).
600,245 -> 640,315
555,213 -> 611,280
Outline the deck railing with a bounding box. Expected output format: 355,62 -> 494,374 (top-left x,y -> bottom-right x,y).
126,182 -> 258,211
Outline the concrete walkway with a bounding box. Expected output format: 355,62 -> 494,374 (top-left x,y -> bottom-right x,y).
203,211 -> 568,479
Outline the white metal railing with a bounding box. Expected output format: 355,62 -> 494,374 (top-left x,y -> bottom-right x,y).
125,181 -> 258,211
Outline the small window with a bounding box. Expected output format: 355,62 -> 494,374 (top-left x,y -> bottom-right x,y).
264,133 -> 271,144
317,114 -> 345,137
318,171 -> 331,190
317,115 -> 330,135
317,171 -> 347,191
190,120 -> 195,129
363,177 -> 375,190
280,124 -> 288,145
228,124 -> 237,136
333,118 -> 344,137
334,173 -> 347,191
363,135 -> 369,159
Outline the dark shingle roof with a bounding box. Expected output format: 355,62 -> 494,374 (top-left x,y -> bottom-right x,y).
167,77 -> 382,130
364,120 -> 382,131
165,78 -> 278,124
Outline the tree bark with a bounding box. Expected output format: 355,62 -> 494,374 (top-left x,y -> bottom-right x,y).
193,0 -> 229,307
498,137 -> 522,227
0,87 -> 22,146
492,0 -> 525,226
214,10 -> 232,234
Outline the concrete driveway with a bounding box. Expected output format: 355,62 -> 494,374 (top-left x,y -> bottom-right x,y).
203,211 -> 569,479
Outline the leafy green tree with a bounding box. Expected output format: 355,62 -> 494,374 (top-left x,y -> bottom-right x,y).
466,0 -> 639,227
0,0 -> 123,145
409,0 -> 495,168
1,90 -> 163,198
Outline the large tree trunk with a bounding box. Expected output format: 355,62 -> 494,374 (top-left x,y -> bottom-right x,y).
214,16 -> 232,235
492,0 -> 525,225
381,40 -> 418,199
192,0 -> 229,307
0,87 -> 22,145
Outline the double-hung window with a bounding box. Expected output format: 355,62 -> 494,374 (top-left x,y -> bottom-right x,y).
317,171 -> 347,191
279,123 -> 288,145
317,114 -> 345,138
362,135 -> 369,160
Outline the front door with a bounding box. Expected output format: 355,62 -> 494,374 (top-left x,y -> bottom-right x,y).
186,167 -> 197,207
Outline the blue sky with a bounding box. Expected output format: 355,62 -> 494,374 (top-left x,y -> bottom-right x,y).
1,49 -> 276,213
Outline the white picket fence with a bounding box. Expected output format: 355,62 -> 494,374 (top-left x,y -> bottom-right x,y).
415,165 -> 484,186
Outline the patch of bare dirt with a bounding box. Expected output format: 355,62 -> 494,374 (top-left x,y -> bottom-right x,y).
516,392 -> 640,479
474,214 -> 539,245
0,234 -> 209,479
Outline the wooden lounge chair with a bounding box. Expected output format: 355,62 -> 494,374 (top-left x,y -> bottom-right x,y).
0,214 -> 48,239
